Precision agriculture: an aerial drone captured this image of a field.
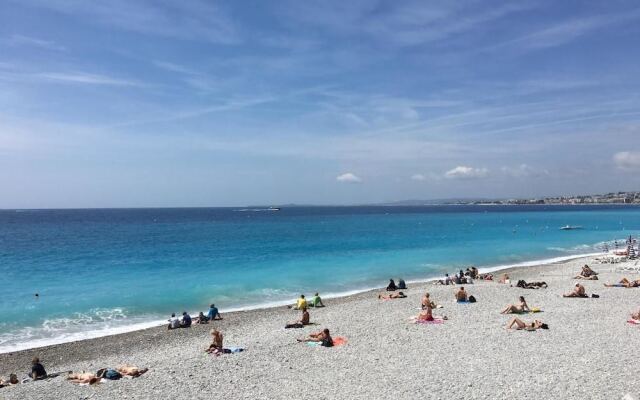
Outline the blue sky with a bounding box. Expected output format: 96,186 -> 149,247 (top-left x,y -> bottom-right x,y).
1,0 -> 640,208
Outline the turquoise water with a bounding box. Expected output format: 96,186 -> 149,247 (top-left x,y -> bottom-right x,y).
1,205 -> 638,352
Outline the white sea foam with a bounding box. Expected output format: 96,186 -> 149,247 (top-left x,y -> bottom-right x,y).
0,250 -> 607,354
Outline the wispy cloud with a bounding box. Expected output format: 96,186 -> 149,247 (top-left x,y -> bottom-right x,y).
281,1 -> 534,46
487,8 -> 640,51
444,166 -> 488,180
6,34 -> 66,51
17,0 -> 239,44
33,72 -> 143,86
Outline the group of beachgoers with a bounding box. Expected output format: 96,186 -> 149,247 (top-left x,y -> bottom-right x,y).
382,262 -> 640,331
6,261 -> 640,391
0,357 -> 148,388
436,268 -> 479,285
168,304 -> 223,330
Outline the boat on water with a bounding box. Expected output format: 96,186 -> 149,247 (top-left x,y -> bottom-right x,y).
560,225 -> 583,230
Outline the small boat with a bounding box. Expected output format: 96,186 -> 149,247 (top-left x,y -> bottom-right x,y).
560,225 -> 582,230
268,207 -> 281,211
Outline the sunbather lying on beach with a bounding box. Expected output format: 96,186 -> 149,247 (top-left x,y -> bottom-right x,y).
516,280 -> 548,289
67,372 -> 99,385
563,283 -> 587,297
285,307 -> 310,328
574,264 -> 598,280
478,273 -> 493,281
455,287 -> 468,302
498,274 -> 510,284
0,374 -> 19,388
379,291 -> 406,300
501,296 -> 530,314
205,329 -> 224,354
116,365 -> 148,377
506,317 -> 548,331
436,274 -> 453,285
604,278 -> 640,288
297,328 -> 334,347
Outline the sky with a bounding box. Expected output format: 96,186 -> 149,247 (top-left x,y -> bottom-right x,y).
1,0 -> 640,208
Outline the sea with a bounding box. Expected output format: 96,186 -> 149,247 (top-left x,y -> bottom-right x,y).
1,205 -> 638,353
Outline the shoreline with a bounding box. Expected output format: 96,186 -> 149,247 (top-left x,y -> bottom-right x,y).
1,253 -> 639,399
0,251 -> 604,354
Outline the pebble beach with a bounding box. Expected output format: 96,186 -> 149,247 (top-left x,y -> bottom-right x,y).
1,255 -> 639,400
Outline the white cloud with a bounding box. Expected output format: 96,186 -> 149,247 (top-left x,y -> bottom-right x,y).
613,151 -> 640,170
444,166 -> 488,180
410,173 -> 426,181
336,172 -> 362,183
34,72 -> 143,86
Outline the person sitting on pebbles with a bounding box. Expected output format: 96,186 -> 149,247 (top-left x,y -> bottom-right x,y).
501,296 -> 530,314
563,283 -> 588,297
205,329 -> 224,354
297,328 -> 333,347
378,291 -> 406,300
421,292 -> 436,310
506,317 -> 548,331
574,264 -> 598,280
455,287 -> 469,302
285,306 -> 310,328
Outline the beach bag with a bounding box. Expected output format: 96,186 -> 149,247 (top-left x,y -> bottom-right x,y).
104,369 -> 122,380
468,295 -> 476,303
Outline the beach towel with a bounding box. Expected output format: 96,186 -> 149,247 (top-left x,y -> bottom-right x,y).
415,318 -> 444,325
628,319 -> 640,325
530,307 -> 542,313
306,337 -> 347,347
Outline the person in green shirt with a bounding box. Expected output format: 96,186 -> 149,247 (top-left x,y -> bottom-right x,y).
309,292 -> 324,307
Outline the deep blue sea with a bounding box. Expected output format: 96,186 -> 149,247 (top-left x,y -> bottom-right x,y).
1,205 -> 639,352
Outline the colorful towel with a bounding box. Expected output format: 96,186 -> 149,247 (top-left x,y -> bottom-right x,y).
415,318 -> 444,325
306,337 -> 347,347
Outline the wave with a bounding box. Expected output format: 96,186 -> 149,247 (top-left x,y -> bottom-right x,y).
0,308 -> 167,354
0,249 -> 608,354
